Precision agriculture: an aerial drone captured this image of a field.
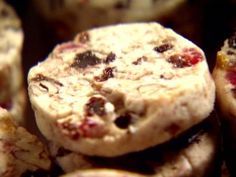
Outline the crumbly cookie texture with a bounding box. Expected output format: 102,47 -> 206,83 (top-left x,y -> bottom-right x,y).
0,108 -> 51,177
28,23 -> 215,157
50,118 -> 219,177
0,0 -> 24,102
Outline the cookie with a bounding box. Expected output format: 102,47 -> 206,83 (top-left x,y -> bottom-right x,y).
28,23 -> 215,157
0,0 -> 24,102
213,33 -> 236,176
0,108 -> 51,177
33,0 -> 186,38
52,116 -> 220,177
61,169 -> 144,177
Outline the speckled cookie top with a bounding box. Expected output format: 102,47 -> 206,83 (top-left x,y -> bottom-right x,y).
28,23 -> 215,157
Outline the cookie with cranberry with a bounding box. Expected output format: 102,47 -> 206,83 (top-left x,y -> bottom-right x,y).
51,117 -> 220,177
28,23 -> 215,157
213,33 -> 236,176
0,108 -> 51,177
0,0 -> 24,103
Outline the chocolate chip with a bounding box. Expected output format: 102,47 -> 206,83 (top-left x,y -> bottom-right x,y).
228,34 -> 236,49
104,52 -> 116,64
71,51 -> 101,68
154,43 -> 173,53
78,32 -> 90,43
167,54 -> 190,68
114,113 -> 132,129
95,67 -> 115,82
85,97 -> 106,116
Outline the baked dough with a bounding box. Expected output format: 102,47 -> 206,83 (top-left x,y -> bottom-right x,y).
28,23 -> 215,157
0,0 -> 24,103
0,108 -> 51,177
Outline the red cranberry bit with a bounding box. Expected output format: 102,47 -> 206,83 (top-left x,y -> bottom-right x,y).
57,42 -> 82,53
79,119 -> 105,138
95,67 -> 115,82
228,33 -> 236,49
168,48 -> 203,68
114,113 -> 132,129
154,43 -> 173,53
71,50 -> 101,68
0,99 -> 12,110
85,97 -> 106,116
226,71 -> 236,85
77,32 -> 90,43
183,48 -> 203,65
104,52 -> 116,64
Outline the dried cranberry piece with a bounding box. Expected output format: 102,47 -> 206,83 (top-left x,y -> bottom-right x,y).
183,48 -> 203,65
0,100 -> 12,110
71,51 -> 101,68
154,43 -> 173,53
167,54 -> 190,68
104,52 -> 116,64
95,67 -> 115,82
226,71 -> 236,85
77,32 -> 90,43
168,48 -> 203,68
85,97 -> 106,116
114,113 -> 132,129
228,34 -> 236,49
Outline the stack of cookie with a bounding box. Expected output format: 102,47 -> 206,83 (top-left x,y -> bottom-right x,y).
28,23 -> 220,176
0,0 -> 25,125
213,33 -> 236,176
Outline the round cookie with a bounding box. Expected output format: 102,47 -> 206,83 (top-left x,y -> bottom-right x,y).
0,0 -> 24,102
213,33 -> 236,176
33,0 -> 186,38
28,23 -> 215,157
0,108 -> 51,177
51,117 -> 220,177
